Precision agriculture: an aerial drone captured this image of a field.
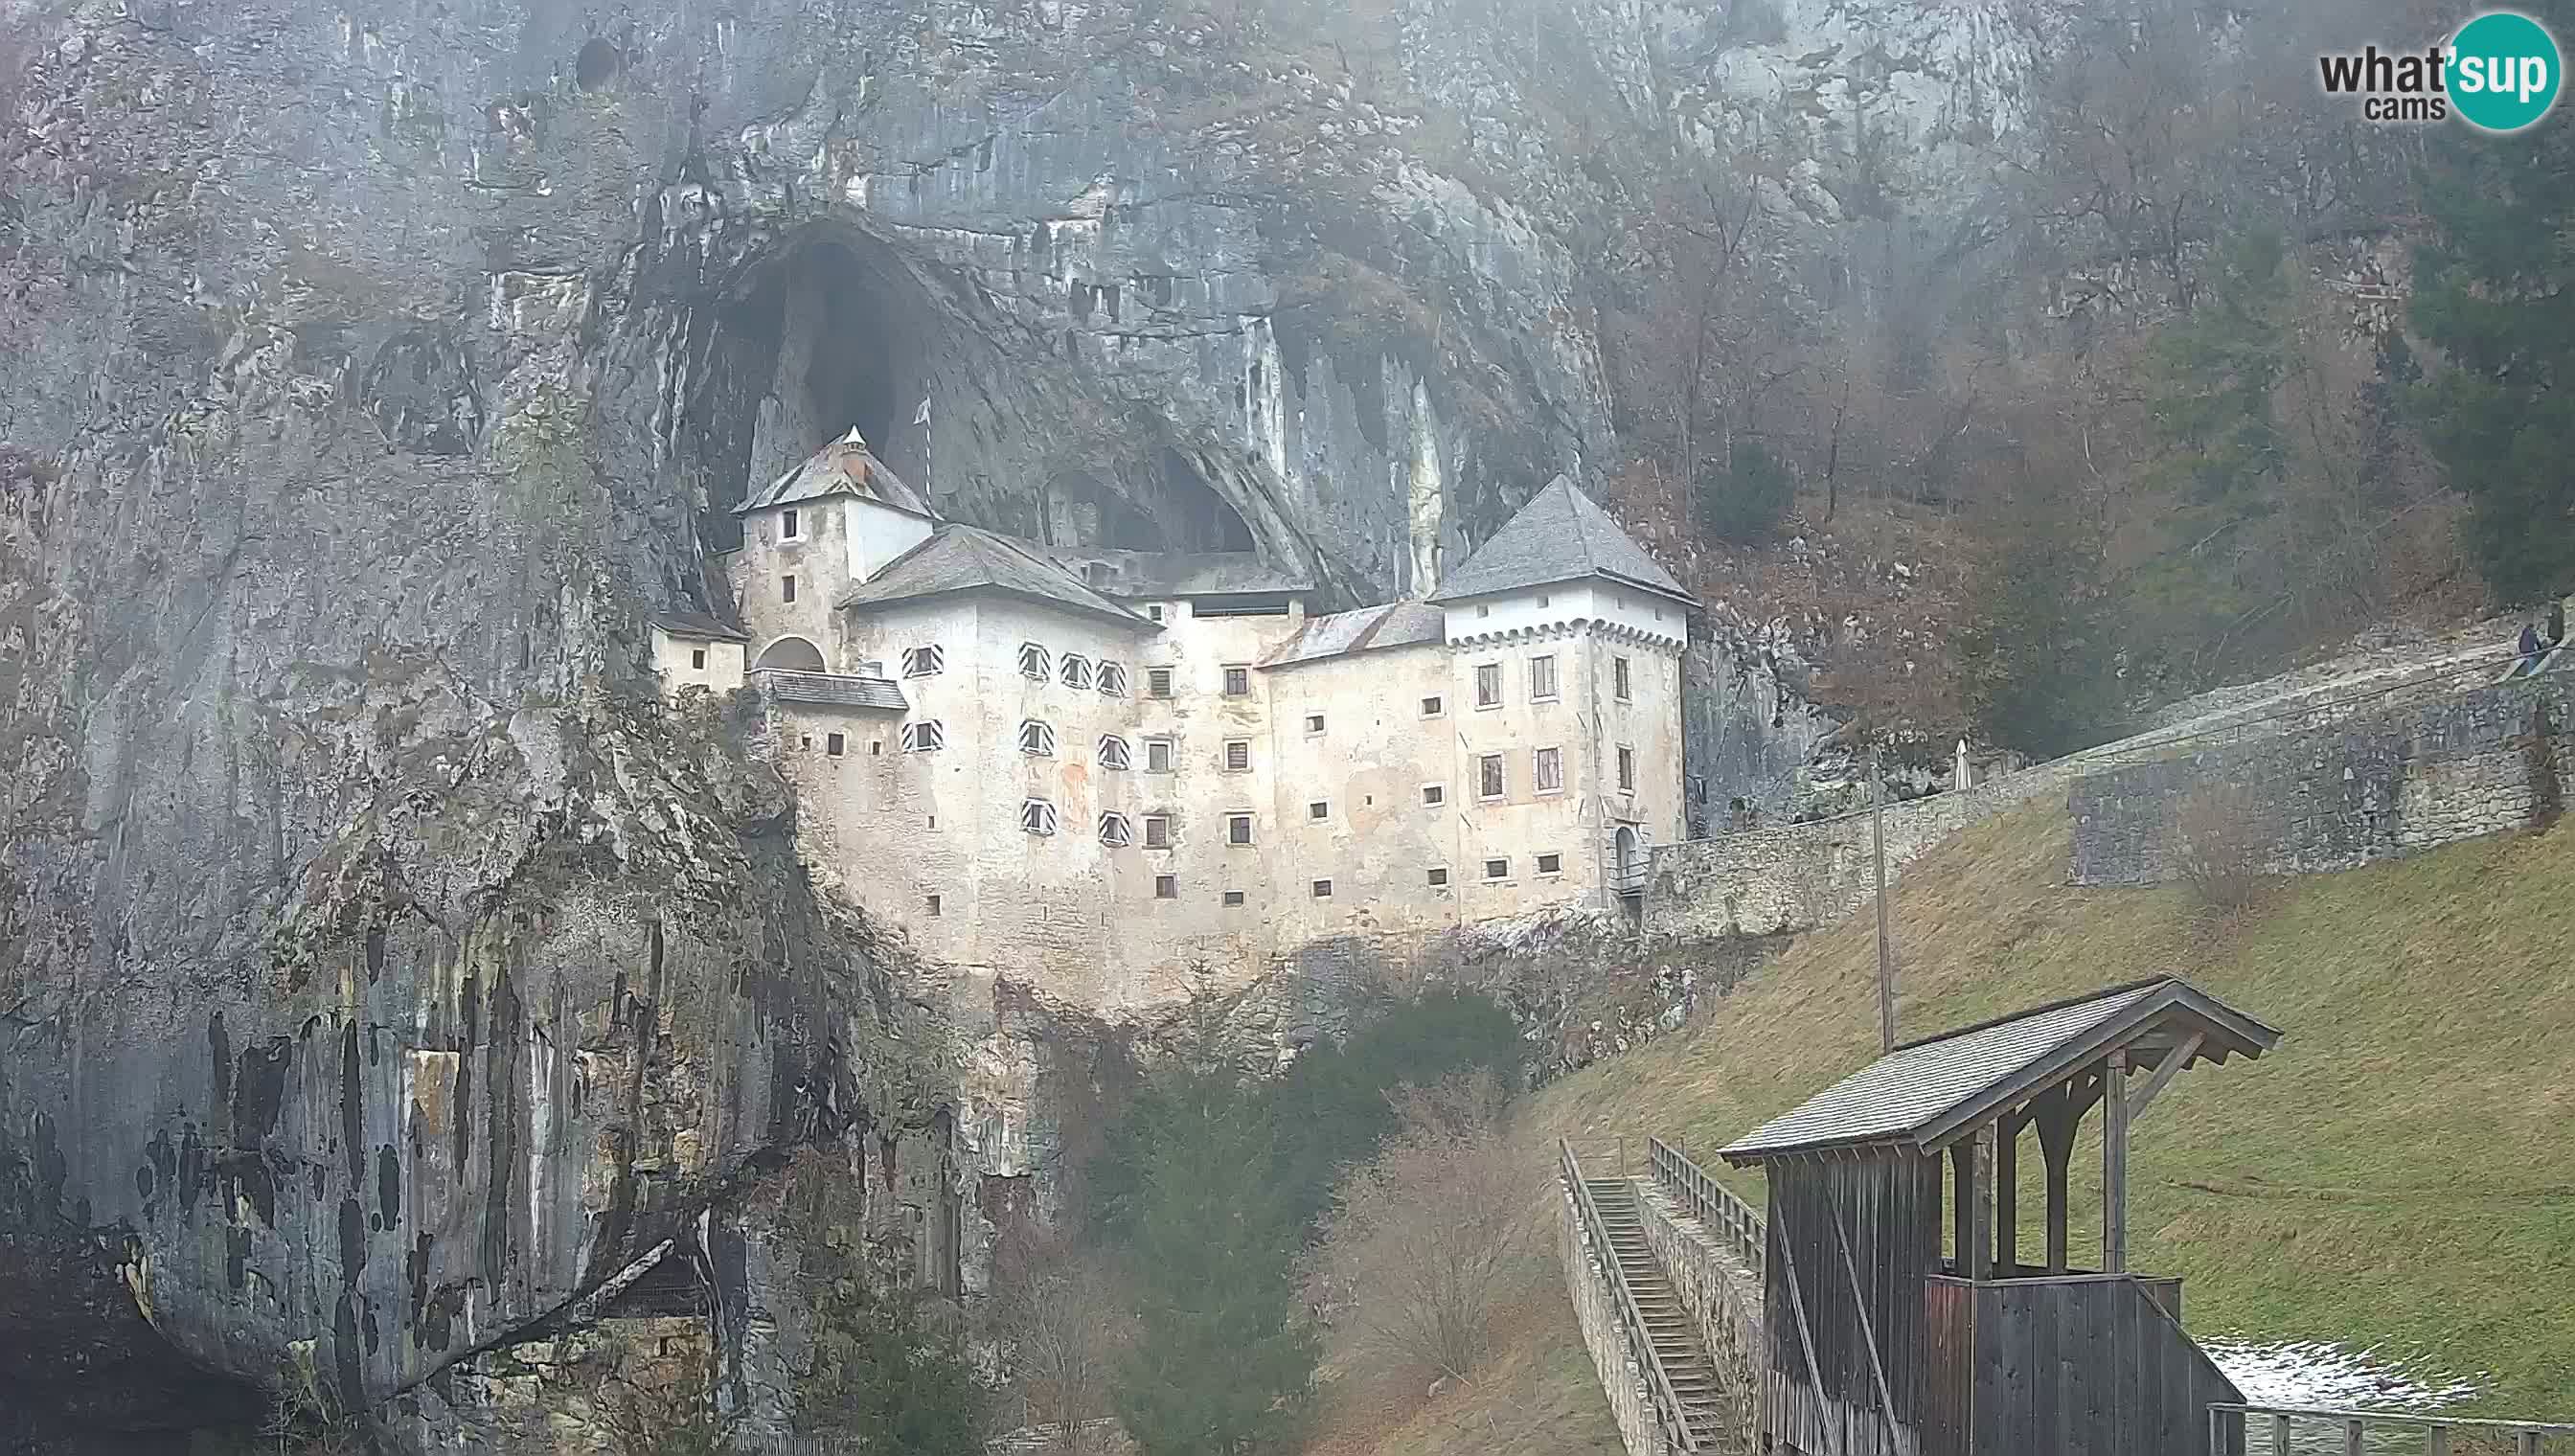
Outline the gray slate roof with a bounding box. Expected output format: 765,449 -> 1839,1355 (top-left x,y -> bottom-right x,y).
737,429 -> 933,517
652,608 -> 748,643
1428,475 -> 1697,607
1260,601 -> 1447,670
753,669 -> 909,712
1101,550 -> 1314,599
1718,977 -> 2281,1163
835,525 -> 1157,631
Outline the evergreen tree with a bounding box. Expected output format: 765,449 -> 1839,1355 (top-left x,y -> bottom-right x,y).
1111,1064 -> 1318,1456
2411,44 -> 2575,604
804,1270 -> 990,1455
1954,489 -> 2121,759
1696,441 -> 1796,544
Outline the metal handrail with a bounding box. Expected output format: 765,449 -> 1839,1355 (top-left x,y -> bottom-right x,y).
1648,1136 -> 1766,1280
1561,1140 -> 1700,1454
2210,1402 -> 2575,1456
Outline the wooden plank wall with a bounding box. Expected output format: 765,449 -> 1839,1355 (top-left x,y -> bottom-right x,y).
1957,1276 -> 2245,1456
1762,1154 -> 1943,1456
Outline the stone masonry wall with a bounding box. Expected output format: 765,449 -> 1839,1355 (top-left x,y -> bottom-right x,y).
1642,760 -> 2083,936
1561,1184 -> 1677,1456
1635,1181 -> 1765,1444
2069,675 -> 2575,885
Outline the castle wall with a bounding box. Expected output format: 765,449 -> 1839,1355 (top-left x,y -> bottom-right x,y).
729,496 -> 862,669
649,627 -> 746,693
1263,640 -> 1464,943
2068,674 -> 2575,886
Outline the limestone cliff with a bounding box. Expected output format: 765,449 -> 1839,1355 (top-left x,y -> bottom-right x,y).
0,0 -> 2162,1445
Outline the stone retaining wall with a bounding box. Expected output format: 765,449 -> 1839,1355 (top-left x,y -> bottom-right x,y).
1561,1184 -> 1676,1456
2069,676 -> 2574,885
1635,1181 -> 1764,1442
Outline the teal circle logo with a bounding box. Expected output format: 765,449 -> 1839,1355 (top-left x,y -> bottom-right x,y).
2449,11 -> 2562,132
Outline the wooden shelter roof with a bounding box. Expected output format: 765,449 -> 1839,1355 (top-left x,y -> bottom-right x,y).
1717,977 -> 2280,1165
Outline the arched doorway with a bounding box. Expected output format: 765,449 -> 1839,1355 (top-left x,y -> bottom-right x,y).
754,635 -> 827,671
1614,825 -> 1643,899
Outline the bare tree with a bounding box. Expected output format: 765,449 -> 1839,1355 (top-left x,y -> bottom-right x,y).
1308,1072 -> 1529,1384
2170,783 -> 2272,914
991,1230 -> 1130,1452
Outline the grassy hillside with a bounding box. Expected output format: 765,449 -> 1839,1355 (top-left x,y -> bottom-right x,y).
1319,800 -> 2575,1454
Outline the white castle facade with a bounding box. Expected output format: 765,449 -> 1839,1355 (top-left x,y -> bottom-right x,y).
653,431 -> 1696,1014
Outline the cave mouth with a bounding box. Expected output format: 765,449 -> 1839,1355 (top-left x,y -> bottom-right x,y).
719,228 -> 1256,557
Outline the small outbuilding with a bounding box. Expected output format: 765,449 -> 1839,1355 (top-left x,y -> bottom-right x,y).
1718,976 -> 2281,1456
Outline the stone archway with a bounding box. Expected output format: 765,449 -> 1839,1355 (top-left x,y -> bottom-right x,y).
754,635 -> 827,671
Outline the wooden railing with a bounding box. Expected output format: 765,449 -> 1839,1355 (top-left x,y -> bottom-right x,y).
1647,1135 -> 1765,1280
1561,1139 -> 1701,1454
2210,1403 -> 2575,1455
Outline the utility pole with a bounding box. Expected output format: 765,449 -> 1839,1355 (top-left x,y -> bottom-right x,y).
1873,746 -> 1895,1054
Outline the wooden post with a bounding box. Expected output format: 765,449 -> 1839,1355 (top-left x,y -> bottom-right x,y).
1951,1137 -> 1975,1276
2104,1050 -> 2131,1275
1994,1113 -> 2019,1277
1972,1125 -> 1996,1282
1873,751 -> 1895,1054
2033,1084 -> 2076,1275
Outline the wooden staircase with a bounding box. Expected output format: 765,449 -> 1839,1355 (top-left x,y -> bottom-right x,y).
1585,1177 -> 1736,1451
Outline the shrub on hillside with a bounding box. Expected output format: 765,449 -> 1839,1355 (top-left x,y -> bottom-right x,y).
1695,442 -> 1795,544
2170,784 -> 2272,914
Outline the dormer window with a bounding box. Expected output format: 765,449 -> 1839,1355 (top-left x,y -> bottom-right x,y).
1019,719 -> 1058,757
1018,642 -> 1051,680
901,646 -> 945,677
783,509 -> 801,539
1060,653 -> 1094,690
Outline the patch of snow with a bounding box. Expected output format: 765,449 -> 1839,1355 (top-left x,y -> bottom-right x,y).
2204,1339 -> 2488,1452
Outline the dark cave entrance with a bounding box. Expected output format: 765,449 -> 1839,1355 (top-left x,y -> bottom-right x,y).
704,230 -> 1258,558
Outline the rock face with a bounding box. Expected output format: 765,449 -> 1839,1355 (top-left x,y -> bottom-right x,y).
0,0 -> 2048,1445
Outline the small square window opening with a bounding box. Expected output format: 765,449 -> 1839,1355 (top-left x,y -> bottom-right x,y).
1222,666 -> 1250,696
691,648 -> 706,670
1148,668 -> 1174,698
1426,867 -> 1449,887
1308,801 -> 1328,821
1618,746 -> 1636,793
826,733 -> 845,757
925,894 -> 942,916
1484,857 -> 1511,881
1154,875 -> 1178,899
1222,890 -> 1246,907
1224,739 -> 1251,772
782,509 -> 800,539
1305,714 -> 1325,735
782,575 -> 797,603
1422,784 -> 1445,807
1422,694 -> 1444,717
1311,879 -> 1333,899
1144,815 -> 1172,849
1538,853 -> 1562,876
1227,814 -> 1254,846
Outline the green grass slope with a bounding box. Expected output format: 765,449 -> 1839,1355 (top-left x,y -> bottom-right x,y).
1321,802 -> 2575,1455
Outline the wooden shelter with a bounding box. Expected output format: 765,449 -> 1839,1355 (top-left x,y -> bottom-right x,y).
1717,977 -> 2282,1456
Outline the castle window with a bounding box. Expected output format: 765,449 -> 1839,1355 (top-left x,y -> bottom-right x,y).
1478,754 -> 1505,800
1614,656 -> 1632,701
1477,603 -> 1491,619
1099,812 -> 1133,848
692,648 -> 707,670
827,733 -> 846,757
925,894 -> 943,917
1426,867 -> 1449,887
800,735 -> 813,750
1060,653 -> 1094,690
1227,813 -> 1254,846
1484,857 -> 1511,881
901,720 -> 946,752
1148,604 -> 1167,623
1538,592 -> 1550,607
1021,799 -> 1058,836
783,509 -> 801,539
1223,890 -> 1246,907
1538,853 -> 1563,876
1422,784 -> 1445,807
1145,737 -> 1175,773
1224,739 -> 1250,772
783,575 -> 797,603
1421,694 -> 1444,717
1144,815 -> 1172,849
1155,875 -> 1178,899
1018,642 -> 1051,680
1535,746 -> 1562,794
1147,668 -> 1174,698
1530,654 -> 1559,701
1305,713 -> 1325,735
1309,801 -> 1328,821
1019,719 -> 1058,757
1098,661 -> 1128,696
901,645 -> 945,678
1618,746 -> 1636,793
1098,735 -> 1131,770
1222,665 -> 1250,696
1475,663 -> 1502,708
1311,879 -> 1333,899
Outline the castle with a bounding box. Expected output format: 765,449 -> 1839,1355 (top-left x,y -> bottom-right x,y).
654,430 -> 1696,1013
